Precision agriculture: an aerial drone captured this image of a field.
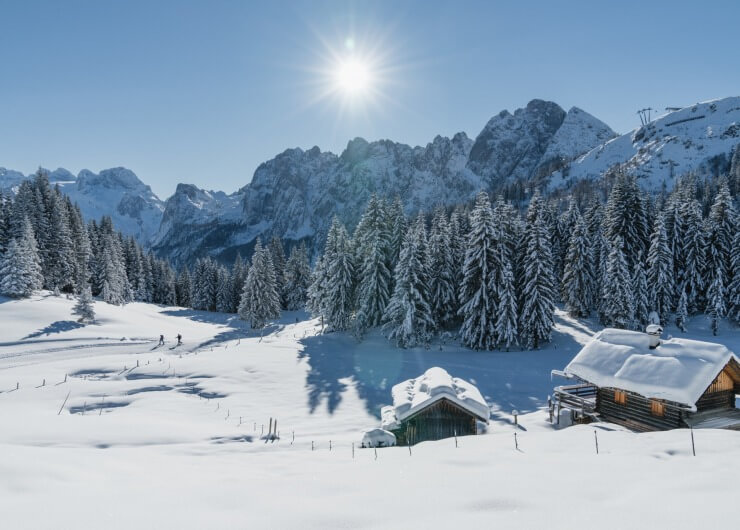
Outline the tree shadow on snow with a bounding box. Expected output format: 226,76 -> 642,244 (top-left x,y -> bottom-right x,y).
297,314 -> 598,420
23,320 -> 86,339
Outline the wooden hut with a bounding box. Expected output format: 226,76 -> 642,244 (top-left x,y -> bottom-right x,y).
553,328 -> 740,431
381,367 -> 489,445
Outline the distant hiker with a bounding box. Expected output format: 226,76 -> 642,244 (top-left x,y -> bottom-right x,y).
158,335 -> 165,346
176,333 -> 182,346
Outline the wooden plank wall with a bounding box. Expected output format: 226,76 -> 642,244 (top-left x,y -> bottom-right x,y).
597,388 -> 683,431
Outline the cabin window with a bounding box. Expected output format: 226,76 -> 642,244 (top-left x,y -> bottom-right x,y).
614,389 -> 627,405
650,400 -> 665,417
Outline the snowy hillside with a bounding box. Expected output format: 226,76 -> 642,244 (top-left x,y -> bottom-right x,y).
0,167 -> 165,244
550,96 -> 740,190
0,294 -> 738,529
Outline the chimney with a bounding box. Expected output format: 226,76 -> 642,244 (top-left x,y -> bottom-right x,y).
645,324 -> 663,349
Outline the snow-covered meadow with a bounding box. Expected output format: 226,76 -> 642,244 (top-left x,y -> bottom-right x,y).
1,293 -> 738,529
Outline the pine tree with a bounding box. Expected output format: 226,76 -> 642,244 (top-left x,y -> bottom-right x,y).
601,237 -> 634,329
322,221 -> 355,331
238,239 -> 281,328
46,190 -> 76,291
176,268 -> 192,307
561,211 -> 593,317
603,172 -> 649,271
0,218 -> 43,298
646,213 -> 674,324
383,218 -> 435,348
72,285 -> 96,323
727,231 -> 740,324
675,287 -> 688,332
283,243 -> 312,311
457,192 -> 497,350
354,196 -> 392,335
427,209 -> 456,328
216,266 -> 235,313
268,236 -> 287,308
680,196 -> 706,313
519,195 -> 556,349
495,250 -> 518,350
632,252 -> 649,329
706,271 -> 725,335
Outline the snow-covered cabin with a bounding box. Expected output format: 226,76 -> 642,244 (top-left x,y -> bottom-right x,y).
380,367 -> 489,445
553,328 -> 740,431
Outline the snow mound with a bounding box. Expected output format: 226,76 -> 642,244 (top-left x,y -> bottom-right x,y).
361,428 -> 396,448
382,367 -> 489,430
563,328 -> 739,408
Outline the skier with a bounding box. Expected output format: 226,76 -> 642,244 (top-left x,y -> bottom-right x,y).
158,334 -> 165,346
176,333 -> 182,346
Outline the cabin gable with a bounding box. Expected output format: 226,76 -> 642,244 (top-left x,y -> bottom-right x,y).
696,362 -> 740,412
391,397 -> 479,446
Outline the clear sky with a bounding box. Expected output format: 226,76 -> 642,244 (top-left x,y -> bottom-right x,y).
1,0 -> 739,198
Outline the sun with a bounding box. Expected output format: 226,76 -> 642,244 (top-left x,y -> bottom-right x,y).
334,58 -> 372,97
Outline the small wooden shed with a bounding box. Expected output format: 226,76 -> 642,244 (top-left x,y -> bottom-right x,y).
553,328 -> 740,431
381,367 -> 489,446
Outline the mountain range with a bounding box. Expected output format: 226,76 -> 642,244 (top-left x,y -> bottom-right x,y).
2,96 -> 738,265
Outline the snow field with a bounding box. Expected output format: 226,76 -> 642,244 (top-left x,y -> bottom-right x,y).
0,294 -> 738,529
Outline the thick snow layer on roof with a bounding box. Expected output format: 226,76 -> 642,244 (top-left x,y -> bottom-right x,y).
383,367 -> 489,426
361,428 -> 396,447
564,329 -> 739,408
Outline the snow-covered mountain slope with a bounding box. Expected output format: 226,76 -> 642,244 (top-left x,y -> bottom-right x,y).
549,97 -> 740,190
0,167 -> 165,244
1,295 -> 738,529
152,132 -> 484,264
466,99 -> 616,184
152,100 -> 612,264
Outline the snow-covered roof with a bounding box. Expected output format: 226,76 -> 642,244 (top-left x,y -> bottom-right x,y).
381,368 -> 489,430
563,329 -> 739,408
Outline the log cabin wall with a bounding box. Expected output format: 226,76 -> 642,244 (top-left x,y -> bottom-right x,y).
596,388 -> 684,431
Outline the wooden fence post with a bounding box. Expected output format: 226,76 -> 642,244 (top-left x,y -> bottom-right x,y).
594,430 -> 599,454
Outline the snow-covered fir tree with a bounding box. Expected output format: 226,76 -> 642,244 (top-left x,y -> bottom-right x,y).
603,172 -> 649,271
561,210 -> 593,317
283,243 -> 312,311
72,285 -> 96,323
495,249 -> 518,350
383,215 -> 435,348
675,287 -> 689,332
677,193 -> 706,313
216,266 -> 235,313
632,252 -> 649,329
321,219 -> 356,331
0,217 -> 43,298
601,237 -> 634,329
706,271 -> 725,336
457,192 -> 498,350
646,213 -> 674,325
354,195 -> 392,336
727,231 -> 740,324
427,209 -> 457,328
519,194 -> 556,349
175,268 -> 192,307
268,236 -> 287,308
238,239 -> 280,328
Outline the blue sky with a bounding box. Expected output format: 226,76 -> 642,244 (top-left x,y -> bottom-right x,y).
1,0 -> 738,198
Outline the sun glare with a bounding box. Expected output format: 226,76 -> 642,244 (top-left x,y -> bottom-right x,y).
334,58 -> 372,96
